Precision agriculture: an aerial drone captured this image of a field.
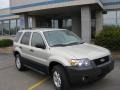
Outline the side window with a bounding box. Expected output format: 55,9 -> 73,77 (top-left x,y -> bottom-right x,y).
21,32 -> 31,45
15,32 -> 22,42
31,32 -> 45,48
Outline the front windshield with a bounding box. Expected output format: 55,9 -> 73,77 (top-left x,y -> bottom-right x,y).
43,30 -> 84,47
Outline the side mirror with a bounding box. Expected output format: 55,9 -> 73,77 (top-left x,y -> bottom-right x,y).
35,44 -> 46,49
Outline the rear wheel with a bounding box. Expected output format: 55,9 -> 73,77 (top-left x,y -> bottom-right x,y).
52,65 -> 70,90
15,54 -> 26,71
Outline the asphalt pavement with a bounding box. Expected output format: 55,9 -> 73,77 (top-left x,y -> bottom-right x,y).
0,54 -> 120,90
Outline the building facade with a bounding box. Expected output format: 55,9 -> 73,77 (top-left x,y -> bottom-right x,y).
0,0 -> 119,42
101,0 -> 120,26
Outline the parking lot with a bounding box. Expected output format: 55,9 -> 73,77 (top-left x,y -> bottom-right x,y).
0,54 -> 120,90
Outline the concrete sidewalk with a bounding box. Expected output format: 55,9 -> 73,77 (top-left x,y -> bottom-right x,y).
0,47 -> 13,54
112,52 -> 120,60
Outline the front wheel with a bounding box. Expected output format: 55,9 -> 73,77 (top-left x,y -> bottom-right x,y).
52,65 -> 70,90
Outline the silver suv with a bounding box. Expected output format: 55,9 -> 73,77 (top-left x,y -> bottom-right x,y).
13,28 -> 114,90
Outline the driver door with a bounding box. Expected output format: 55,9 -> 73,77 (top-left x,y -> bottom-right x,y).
29,32 -> 50,70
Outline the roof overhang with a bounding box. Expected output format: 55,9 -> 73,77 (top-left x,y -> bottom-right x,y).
10,0 -> 104,14
103,5 -> 120,11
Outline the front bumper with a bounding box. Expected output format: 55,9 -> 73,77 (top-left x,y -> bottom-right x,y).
65,60 -> 114,84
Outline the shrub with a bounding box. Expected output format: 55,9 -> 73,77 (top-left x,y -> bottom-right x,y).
95,26 -> 120,51
0,39 -> 13,48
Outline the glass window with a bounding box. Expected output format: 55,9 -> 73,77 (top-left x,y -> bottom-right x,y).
21,32 -> 31,45
63,19 -> 72,30
0,21 -> 2,35
31,32 -> 45,47
15,32 -> 23,42
44,30 -> 83,47
17,19 -> 20,31
28,17 -> 32,28
117,11 -> 120,26
104,10 -> 120,26
104,11 -> 116,25
3,20 -> 10,35
52,20 -> 58,28
10,19 -> 17,35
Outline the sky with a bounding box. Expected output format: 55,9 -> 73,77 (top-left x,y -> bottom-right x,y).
0,0 -> 9,9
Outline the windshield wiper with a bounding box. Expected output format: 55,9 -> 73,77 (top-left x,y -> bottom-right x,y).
66,42 -> 84,46
52,44 -> 67,47
51,42 -> 84,47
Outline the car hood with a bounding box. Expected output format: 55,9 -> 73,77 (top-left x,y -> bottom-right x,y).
50,43 -> 110,60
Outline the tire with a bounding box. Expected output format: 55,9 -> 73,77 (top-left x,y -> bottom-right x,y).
15,54 -> 26,71
52,65 -> 70,90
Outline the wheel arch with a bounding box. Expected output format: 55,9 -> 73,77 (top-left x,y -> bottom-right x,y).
14,51 -> 20,57
49,61 -> 67,76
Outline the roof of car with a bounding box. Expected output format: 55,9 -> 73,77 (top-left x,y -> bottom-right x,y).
18,28 -> 66,33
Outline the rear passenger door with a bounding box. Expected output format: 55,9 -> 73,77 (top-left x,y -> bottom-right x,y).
20,32 -> 32,59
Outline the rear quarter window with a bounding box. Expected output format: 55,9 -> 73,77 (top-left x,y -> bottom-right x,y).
15,32 -> 23,42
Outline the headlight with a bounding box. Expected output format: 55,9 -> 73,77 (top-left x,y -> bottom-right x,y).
70,58 -> 91,67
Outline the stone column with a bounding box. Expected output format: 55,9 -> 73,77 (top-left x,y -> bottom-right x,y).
81,6 -> 91,43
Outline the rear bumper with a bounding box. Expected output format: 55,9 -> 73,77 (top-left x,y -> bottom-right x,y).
65,60 -> 114,84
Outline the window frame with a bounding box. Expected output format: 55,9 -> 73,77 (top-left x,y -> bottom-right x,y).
20,32 -> 31,45
30,32 -> 47,49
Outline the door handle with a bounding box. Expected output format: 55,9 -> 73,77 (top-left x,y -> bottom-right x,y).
30,49 -> 34,52
19,46 -> 22,49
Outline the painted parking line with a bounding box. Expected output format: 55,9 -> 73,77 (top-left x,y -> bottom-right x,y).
28,77 -> 49,90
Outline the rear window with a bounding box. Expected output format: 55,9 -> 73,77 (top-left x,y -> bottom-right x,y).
15,32 -> 23,42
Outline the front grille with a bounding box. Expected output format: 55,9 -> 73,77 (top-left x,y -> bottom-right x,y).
93,56 -> 109,66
